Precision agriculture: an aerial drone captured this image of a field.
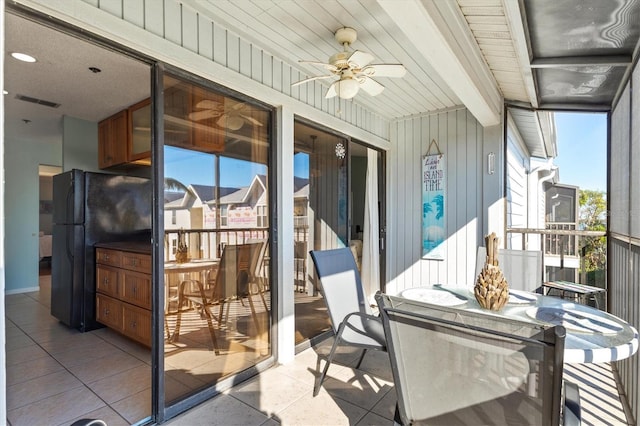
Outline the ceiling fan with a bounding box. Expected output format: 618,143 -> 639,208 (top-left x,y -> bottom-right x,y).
293,27 -> 406,100
188,99 -> 263,131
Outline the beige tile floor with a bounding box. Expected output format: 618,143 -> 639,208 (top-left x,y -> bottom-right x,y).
168,340 -> 633,426
5,274 -> 634,426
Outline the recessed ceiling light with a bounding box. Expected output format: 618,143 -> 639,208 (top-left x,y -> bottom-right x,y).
11,52 -> 37,63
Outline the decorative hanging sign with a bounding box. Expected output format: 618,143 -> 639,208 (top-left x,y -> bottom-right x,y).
422,139 -> 445,260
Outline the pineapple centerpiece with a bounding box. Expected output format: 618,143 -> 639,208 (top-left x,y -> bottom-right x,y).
474,232 -> 509,310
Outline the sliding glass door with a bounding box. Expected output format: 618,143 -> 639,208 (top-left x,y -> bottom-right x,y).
162,74 -> 272,406
292,121 -> 385,346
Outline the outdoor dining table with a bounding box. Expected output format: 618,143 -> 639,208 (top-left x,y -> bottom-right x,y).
398,285 -> 639,364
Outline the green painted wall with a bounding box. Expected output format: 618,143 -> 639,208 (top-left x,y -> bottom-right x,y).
5,136 -> 61,293
63,116 -> 99,172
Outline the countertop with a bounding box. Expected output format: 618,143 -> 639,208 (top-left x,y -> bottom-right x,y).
95,241 -> 152,254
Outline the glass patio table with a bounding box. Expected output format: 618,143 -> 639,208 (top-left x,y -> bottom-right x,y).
398,285 -> 639,364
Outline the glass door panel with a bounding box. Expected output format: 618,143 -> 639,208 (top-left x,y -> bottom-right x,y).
293,121 -> 347,345
162,74 -> 271,405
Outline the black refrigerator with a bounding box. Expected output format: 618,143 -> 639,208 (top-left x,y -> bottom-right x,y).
51,169 -> 152,331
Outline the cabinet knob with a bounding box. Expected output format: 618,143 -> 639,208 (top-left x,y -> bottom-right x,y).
132,286 -> 137,294
131,321 -> 137,328
103,278 -> 109,284
104,309 -> 110,315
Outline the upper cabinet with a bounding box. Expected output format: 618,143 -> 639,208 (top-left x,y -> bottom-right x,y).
98,99 -> 151,169
98,109 -> 129,169
128,99 -> 151,162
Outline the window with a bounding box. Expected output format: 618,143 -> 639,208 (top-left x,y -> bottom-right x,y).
220,205 -> 228,226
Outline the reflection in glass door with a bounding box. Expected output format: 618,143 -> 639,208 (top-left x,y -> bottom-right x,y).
162,74 -> 272,405
292,122 -> 386,347
293,122 -> 348,345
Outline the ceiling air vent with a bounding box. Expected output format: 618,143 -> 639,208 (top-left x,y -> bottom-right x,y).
15,94 -> 61,108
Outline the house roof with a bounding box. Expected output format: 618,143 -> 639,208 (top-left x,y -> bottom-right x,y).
190,184 -> 240,203
294,184 -> 309,199
294,177 -> 309,192
219,187 -> 250,204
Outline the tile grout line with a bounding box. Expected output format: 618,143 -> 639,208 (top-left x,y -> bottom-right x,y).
5,291 -> 133,425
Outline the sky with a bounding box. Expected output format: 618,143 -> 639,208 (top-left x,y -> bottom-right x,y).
553,112 -> 607,193
164,146 -> 266,188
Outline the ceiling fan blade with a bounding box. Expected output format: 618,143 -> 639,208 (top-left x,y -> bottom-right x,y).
362,64 -> 407,78
347,50 -> 375,68
229,101 -> 246,111
299,60 -> 339,72
292,75 -> 334,87
195,99 -> 222,110
188,109 -> 219,121
359,77 -> 385,97
325,81 -> 338,99
240,114 -> 264,126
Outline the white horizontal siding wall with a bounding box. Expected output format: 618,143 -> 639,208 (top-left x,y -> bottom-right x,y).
506,126 -> 528,250
387,108 -> 500,296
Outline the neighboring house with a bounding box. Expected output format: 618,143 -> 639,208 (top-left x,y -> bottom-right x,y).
215,175 -> 268,230
505,110 -> 558,252
165,184 -> 241,259
545,183 -> 581,282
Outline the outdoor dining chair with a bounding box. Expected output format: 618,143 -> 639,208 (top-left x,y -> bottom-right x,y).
376,293 -> 581,425
172,242 -> 264,353
309,247 -> 387,397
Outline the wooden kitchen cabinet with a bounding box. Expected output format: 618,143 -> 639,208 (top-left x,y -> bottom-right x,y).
98,109 -> 128,169
128,98 -> 151,162
96,293 -> 123,330
96,265 -> 119,298
95,243 -> 151,347
98,98 -> 151,169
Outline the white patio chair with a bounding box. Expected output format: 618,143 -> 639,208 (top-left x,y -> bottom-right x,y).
309,247 -> 387,396
376,293 -> 581,425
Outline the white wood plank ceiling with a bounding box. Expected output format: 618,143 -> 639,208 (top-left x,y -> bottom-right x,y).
185,0 -> 463,119
183,0 -> 524,125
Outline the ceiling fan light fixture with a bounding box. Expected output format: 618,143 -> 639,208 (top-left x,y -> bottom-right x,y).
336,77 -> 360,99
218,115 -> 244,131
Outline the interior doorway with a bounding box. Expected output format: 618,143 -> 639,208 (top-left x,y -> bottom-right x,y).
38,165 -> 61,276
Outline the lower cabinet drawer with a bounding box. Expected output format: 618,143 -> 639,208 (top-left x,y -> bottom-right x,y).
122,303 -> 151,347
95,246 -> 151,347
121,271 -> 152,310
96,266 -> 119,297
96,294 -> 123,330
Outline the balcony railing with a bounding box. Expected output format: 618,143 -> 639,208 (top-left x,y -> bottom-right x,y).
164,227 -> 270,261
164,226 -> 310,288
507,227 -> 607,307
